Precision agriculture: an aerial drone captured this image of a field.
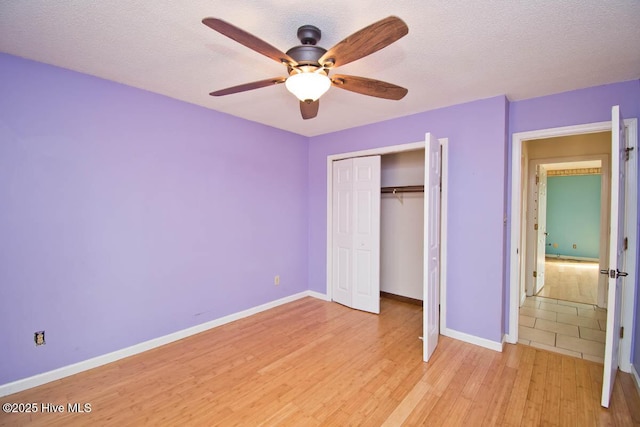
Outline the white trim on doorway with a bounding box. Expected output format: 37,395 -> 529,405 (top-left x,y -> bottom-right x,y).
439,139 -> 449,334
508,118 -> 638,374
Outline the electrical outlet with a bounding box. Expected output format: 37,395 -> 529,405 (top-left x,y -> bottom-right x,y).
573,244 -> 577,249
274,275 -> 280,286
34,331 -> 45,346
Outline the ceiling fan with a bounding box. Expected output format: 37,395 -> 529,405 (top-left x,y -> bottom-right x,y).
202,16 -> 409,120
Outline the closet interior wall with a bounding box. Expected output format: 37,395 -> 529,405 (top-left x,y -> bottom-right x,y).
380,149 -> 426,301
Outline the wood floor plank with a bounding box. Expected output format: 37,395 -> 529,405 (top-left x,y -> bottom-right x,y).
461,347 -> 509,425
502,345 -> 536,426
619,372 -> 640,424
560,356 -> 579,427
417,351 -> 478,425
0,297 -> 638,427
540,351 -> 563,425
575,358 -> 598,427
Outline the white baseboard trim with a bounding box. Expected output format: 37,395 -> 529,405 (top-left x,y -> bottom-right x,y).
441,327 -> 503,352
632,365 -> 640,395
620,356 -> 632,373
307,291 -> 330,301
0,291 -> 316,397
504,331 -> 518,345
520,292 -> 527,306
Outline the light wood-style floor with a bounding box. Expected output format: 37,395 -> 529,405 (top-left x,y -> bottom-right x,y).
1,297 -> 639,426
537,259 -> 599,305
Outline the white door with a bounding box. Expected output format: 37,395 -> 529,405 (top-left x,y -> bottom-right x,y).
423,133 -> 441,362
601,105 -> 627,408
332,158 -> 354,308
332,156 -> 381,314
534,165 -> 548,294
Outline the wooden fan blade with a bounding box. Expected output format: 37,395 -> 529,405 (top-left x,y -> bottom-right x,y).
210,78 -> 286,96
300,100 -> 319,120
319,16 -> 408,68
203,18 -> 296,66
331,74 -> 407,100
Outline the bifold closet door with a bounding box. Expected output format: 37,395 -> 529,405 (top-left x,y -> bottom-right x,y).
332,156 -> 381,314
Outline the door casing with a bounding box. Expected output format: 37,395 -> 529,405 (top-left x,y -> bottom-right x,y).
508,118 -> 638,373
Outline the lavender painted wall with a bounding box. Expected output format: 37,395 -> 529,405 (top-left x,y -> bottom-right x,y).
2,49 -> 639,389
308,96 -> 509,343
508,80 -> 640,373
0,54 -> 309,385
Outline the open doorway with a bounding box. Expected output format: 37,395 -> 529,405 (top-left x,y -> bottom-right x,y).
534,160 -> 605,306
518,133 -> 610,363
527,158 -> 609,303
380,149 -> 426,305
508,112 -> 638,408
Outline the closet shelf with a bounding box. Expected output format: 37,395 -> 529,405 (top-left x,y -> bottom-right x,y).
381,185 -> 424,194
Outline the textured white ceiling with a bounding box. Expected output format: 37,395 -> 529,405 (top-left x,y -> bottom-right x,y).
1,1 -> 639,136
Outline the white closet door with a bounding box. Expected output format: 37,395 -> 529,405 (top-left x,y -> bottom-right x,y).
332,156 -> 381,314
332,158 -> 354,308
423,133 -> 441,362
352,156 -> 381,313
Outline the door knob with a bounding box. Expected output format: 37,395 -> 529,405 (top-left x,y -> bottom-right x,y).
600,268 -> 629,278
616,269 -> 628,278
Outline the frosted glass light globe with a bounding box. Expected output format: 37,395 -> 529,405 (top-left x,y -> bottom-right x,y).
285,72 -> 331,102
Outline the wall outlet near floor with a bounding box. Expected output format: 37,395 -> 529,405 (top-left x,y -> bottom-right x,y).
274,275 -> 280,286
34,331 -> 45,346
573,244 -> 577,249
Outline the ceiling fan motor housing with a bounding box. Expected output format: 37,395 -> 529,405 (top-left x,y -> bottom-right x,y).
297,25 -> 321,45
286,25 -> 327,67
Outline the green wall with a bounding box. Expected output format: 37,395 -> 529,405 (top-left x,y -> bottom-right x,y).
545,174 -> 601,259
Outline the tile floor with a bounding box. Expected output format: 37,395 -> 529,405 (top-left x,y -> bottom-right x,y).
518,295 -> 607,363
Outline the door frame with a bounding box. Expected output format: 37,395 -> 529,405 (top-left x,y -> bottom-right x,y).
530,163 -> 549,296
326,139 -> 449,325
508,118 -> 638,373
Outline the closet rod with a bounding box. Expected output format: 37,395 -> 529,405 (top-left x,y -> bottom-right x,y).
381,185 -> 424,194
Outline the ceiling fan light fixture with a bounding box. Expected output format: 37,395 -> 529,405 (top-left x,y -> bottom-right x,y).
285,72 -> 331,102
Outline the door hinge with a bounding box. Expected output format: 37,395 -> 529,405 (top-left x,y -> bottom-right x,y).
535,175 -> 539,184
620,326 -> 624,339
624,237 -> 628,251
534,223 -> 538,231
533,271 -> 537,278
625,146 -> 634,161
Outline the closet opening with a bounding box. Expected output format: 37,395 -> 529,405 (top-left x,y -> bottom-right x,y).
380,150 -> 426,307
326,135 -> 447,363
